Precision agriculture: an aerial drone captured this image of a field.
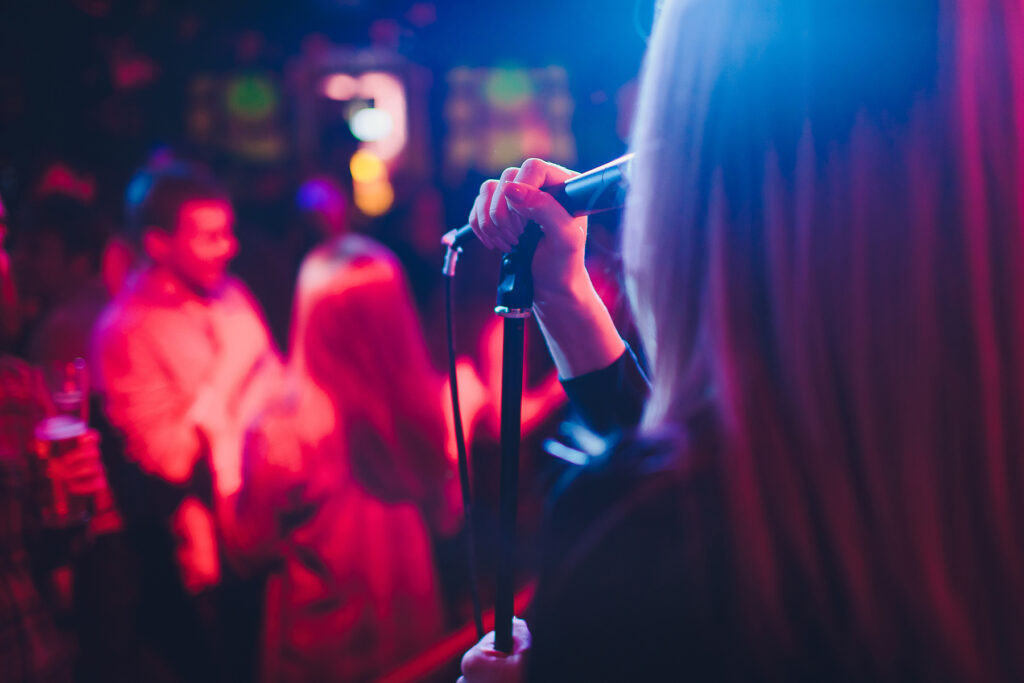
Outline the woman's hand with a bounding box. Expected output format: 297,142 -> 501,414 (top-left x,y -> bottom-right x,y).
467,160 -> 626,379
467,159 -> 589,298
458,617 -> 531,683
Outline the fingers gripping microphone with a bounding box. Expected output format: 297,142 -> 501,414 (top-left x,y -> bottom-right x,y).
442,153 -> 634,251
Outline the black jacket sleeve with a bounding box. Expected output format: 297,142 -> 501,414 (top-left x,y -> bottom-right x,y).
560,343 -> 651,436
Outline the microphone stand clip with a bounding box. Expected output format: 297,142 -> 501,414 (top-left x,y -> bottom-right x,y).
441,236 -> 461,278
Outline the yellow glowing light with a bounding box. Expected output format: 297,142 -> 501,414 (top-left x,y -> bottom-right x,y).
354,180 -> 395,216
349,150 -> 387,183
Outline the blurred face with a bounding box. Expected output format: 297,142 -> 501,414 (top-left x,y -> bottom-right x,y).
148,198 -> 237,294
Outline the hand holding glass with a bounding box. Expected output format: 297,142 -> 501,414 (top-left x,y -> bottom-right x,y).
34,358 -> 94,528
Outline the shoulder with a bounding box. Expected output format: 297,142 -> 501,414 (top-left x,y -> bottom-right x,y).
219,275 -> 264,310
92,292 -> 151,353
541,431 -> 713,585
217,276 -> 276,337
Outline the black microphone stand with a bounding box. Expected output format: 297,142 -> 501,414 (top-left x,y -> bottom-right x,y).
491,222 -> 543,654
441,222 -> 542,654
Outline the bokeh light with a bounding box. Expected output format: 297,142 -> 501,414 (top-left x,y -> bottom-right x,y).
354,180 -> 394,216
484,68 -> 532,110
355,72 -> 407,163
322,73 -> 358,101
350,150 -> 387,183
350,107 -> 394,142
225,75 -> 277,121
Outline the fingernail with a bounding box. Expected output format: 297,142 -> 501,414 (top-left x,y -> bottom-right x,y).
505,182 -> 527,202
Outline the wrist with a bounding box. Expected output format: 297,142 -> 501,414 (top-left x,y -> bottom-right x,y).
532,262 -> 595,313
532,272 -> 624,380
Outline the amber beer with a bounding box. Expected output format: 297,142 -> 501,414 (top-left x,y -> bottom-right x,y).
34,415 -> 91,527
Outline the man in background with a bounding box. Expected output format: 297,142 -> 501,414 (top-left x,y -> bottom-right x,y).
92,161 -> 281,682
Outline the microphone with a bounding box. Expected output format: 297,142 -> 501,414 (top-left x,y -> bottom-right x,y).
442,153 -> 633,250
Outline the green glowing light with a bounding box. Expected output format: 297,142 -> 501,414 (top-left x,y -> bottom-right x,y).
484,69 -> 533,110
225,75 -> 278,121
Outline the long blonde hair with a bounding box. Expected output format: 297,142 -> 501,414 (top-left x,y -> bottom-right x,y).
294,236 -> 450,503
625,0 -> 1024,677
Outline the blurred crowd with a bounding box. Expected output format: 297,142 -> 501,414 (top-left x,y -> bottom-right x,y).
0,153 -> 591,682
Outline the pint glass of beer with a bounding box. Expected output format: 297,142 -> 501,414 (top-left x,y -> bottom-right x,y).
34,414 -> 92,527
34,358 -> 92,528
46,357 -> 88,421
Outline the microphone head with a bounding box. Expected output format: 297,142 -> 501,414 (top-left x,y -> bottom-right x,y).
556,152 -> 633,217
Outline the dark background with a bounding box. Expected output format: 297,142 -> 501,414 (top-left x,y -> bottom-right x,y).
0,0 -> 651,218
